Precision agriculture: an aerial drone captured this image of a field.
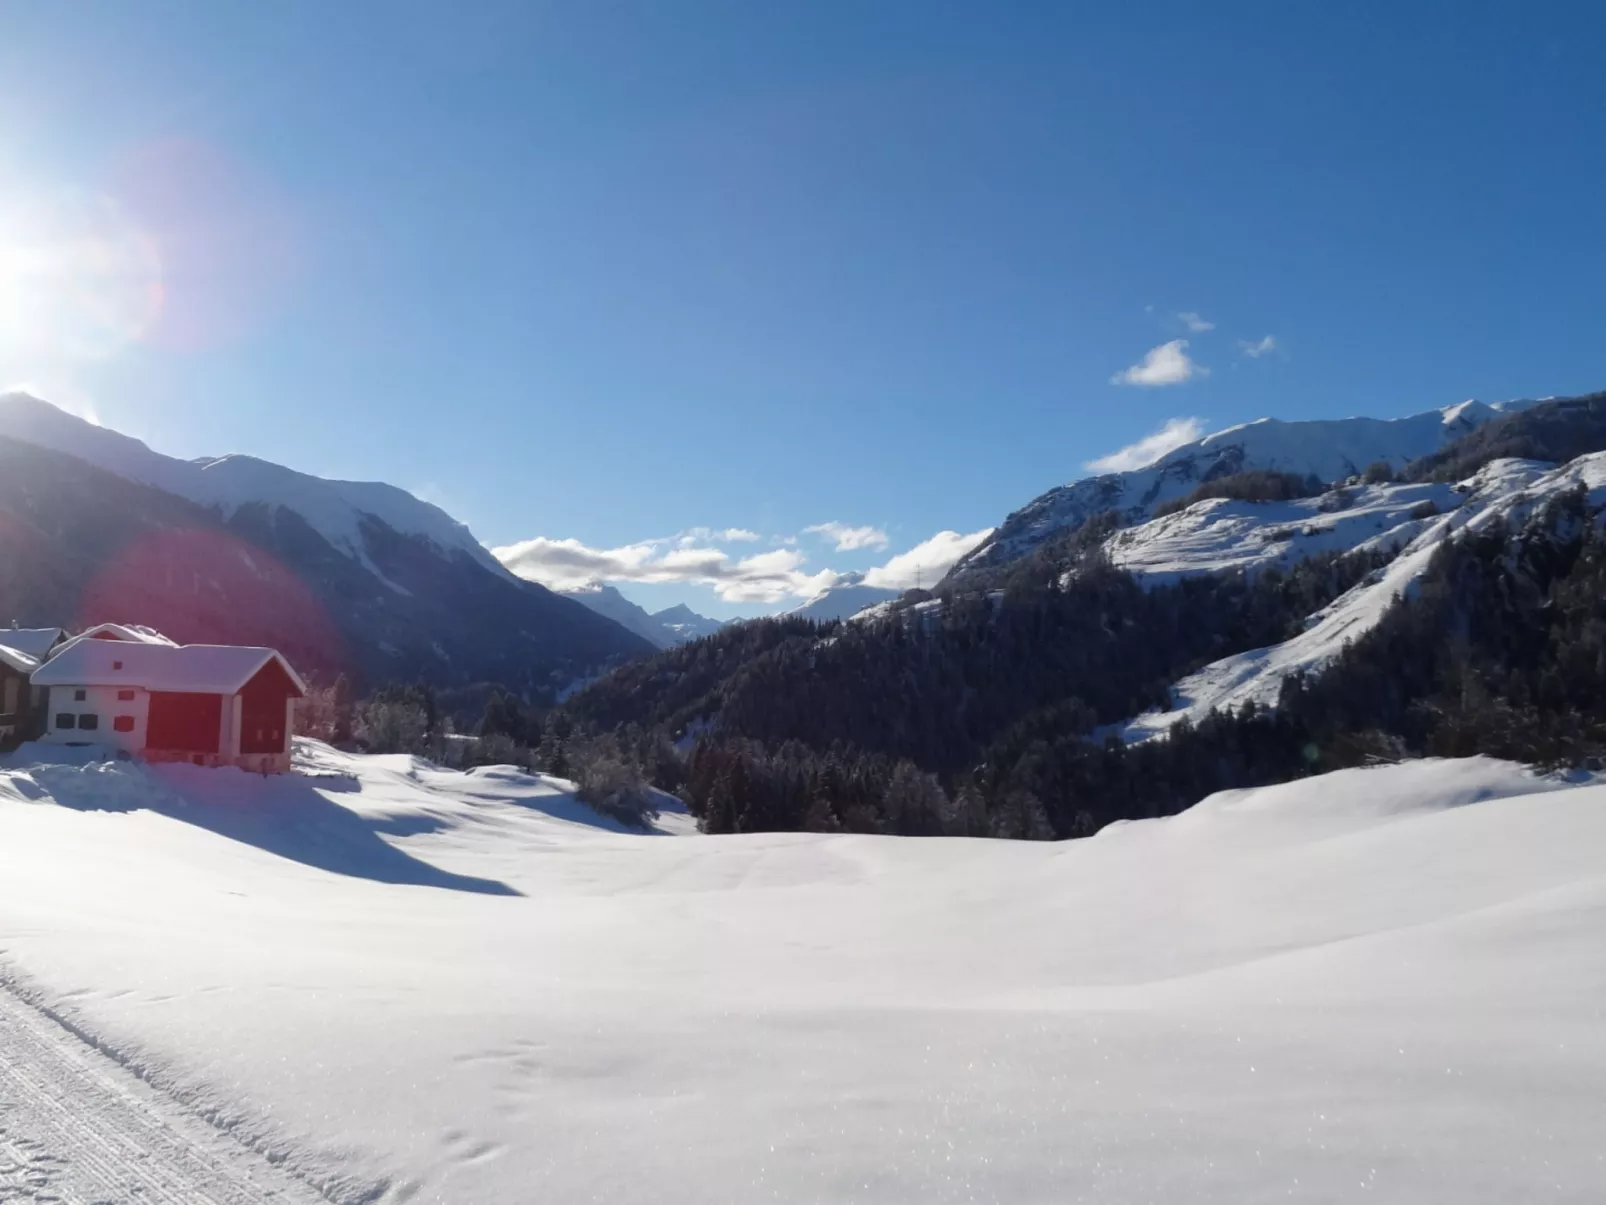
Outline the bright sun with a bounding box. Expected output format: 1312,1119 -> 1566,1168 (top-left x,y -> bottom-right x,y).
0,186 -> 164,362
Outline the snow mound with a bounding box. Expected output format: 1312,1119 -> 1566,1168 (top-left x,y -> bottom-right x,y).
0,752 -> 1603,1202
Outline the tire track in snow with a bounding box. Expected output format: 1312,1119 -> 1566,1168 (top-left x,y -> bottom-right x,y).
0,976 -> 329,1205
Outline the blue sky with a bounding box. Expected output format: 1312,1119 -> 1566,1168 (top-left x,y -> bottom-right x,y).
2,1 -> 1604,617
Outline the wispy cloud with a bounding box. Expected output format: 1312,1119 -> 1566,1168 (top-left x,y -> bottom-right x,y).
863,528 -> 994,591
803,521 -> 889,551
1086,416 -> 1208,473
1110,339 -> 1208,387
1238,335 -> 1278,358
1177,311 -> 1215,333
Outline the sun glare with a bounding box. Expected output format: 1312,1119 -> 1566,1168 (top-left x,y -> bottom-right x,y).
0,187 -> 164,360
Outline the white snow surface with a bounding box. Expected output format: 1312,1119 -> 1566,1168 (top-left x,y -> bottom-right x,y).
1,743 -> 1604,1202
1118,455 -> 1604,740
0,393 -> 509,579
1102,480 -> 1460,584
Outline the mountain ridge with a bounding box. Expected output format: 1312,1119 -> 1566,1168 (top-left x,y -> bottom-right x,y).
948,399 -> 1540,583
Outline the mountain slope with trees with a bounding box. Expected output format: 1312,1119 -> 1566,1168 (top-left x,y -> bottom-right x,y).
551,391 -> 1606,840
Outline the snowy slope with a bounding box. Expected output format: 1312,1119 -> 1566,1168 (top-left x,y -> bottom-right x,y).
784,573 -> 900,622
1119,455 -> 1604,740
952,399 -> 1536,581
0,746 -> 1603,1202
1102,480 -> 1459,584
0,392 -> 509,578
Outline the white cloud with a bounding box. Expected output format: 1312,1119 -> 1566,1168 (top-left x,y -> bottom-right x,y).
678,526 -> 759,546
1110,339 -> 1208,387
1086,416 -> 1208,474
495,524 -> 999,605
1178,311 -> 1215,333
493,533 -> 838,604
803,521 -> 890,551
863,528 -> 995,591
1239,335 -> 1278,358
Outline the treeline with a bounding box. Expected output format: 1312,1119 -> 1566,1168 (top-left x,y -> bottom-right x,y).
1151,469 -> 1325,520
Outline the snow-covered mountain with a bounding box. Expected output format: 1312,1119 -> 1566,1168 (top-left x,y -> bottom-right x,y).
0,393 -> 508,581
651,603 -> 727,643
1116,454 -> 1604,742
0,395 -> 652,687
561,586 -> 728,647
784,573 -> 900,622
949,400 -> 1538,582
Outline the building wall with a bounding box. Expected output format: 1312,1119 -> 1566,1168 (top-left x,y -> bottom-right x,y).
37,683 -> 294,772
41,684 -> 150,754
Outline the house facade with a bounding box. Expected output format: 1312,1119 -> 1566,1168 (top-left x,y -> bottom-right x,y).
32,638 -> 308,772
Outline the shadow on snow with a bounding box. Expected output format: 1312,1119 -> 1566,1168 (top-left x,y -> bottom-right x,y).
22,758 -> 522,897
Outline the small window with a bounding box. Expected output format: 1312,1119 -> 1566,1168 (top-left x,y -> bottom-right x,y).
73,689 -> 86,702
116,689 -> 135,702
78,713 -> 99,731
55,713 -> 75,729
113,715 -> 135,733
112,660 -> 123,670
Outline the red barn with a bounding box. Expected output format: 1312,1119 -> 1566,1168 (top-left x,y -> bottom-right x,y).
32,638 -> 308,773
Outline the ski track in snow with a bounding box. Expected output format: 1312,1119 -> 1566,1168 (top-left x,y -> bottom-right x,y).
0,978 -> 328,1205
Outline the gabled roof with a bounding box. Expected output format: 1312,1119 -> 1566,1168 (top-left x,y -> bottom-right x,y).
31,639 -> 308,697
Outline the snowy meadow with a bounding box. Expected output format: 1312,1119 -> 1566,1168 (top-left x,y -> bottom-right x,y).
0,741 -> 1603,1203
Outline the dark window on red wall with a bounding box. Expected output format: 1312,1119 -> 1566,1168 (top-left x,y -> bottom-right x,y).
113,715 -> 135,733
55,713 -> 75,729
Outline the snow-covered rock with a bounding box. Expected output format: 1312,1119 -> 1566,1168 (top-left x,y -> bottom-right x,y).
651,603 -> 727,643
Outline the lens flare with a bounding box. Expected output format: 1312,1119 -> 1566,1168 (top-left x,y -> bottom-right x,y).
0,188 -> 164,360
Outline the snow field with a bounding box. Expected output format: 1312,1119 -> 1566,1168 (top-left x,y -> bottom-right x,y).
0,745 -> 1602,1202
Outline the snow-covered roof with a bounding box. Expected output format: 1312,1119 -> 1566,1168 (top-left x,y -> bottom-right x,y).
0,627 -> 63,659
0,644 -> 40,676
31,639 -> 308,697
72,622 -> 177,646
